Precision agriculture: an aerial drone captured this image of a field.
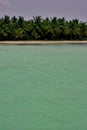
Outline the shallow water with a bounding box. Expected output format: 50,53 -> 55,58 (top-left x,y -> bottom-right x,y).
0,44 -> 87,130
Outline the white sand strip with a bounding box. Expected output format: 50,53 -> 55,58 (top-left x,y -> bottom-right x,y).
0,40 -> 87,45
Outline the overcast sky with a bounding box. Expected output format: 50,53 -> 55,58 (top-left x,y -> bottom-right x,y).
0,0 -> 87,21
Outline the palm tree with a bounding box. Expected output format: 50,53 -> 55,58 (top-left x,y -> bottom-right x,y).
18,16 -> 24,28
13,28 -> 24,40
32,16 -> 43,39
63,21 -> 71,39
79,22 -> 87,40
3,15 -> 10,24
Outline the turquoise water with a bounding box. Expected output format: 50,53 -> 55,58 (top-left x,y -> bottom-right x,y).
0,44 -> 87,130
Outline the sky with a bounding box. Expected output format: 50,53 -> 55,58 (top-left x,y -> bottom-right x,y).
0,0 -> 87,21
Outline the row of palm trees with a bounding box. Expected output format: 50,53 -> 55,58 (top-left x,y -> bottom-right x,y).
0,15 -> 87,40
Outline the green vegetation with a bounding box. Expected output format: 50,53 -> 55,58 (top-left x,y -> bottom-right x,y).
0,15 -> 87,40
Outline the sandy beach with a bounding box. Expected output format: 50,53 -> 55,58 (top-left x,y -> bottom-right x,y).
0,40 -> 87,45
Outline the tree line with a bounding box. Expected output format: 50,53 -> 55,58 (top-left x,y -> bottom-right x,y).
0,15 -> 87,40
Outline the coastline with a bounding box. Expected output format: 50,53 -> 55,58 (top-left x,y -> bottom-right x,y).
0,40 -> 87,45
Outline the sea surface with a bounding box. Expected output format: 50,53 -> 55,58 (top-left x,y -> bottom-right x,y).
0,44 -> 87,130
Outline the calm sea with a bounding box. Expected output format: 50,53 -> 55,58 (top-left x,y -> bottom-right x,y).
0,44 -> 87,130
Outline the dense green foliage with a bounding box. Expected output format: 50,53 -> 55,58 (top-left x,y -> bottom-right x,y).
0,15 -> 87,40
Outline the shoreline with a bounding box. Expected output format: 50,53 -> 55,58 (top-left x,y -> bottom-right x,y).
0,40 -> 87,45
